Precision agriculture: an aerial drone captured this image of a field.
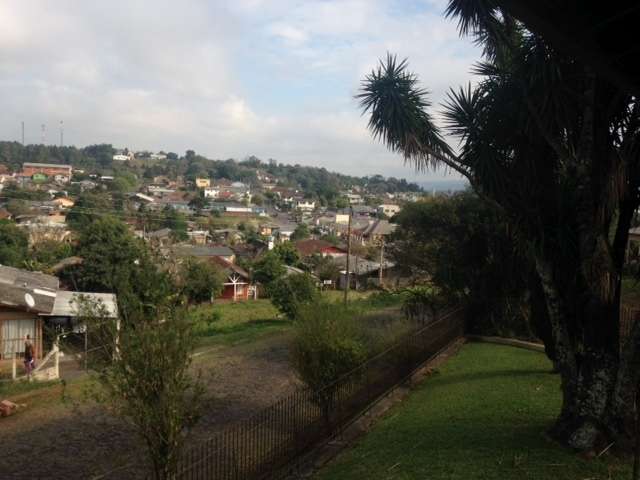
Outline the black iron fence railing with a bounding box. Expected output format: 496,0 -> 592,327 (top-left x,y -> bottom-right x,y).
172,307 -> 464,480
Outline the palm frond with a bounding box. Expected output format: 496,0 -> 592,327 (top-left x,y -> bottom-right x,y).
356,53 -> 463,176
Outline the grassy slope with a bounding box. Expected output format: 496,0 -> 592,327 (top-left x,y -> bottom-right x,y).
318,343 -> 630,480
191,291 -> 401,348
191,299 -> 287,348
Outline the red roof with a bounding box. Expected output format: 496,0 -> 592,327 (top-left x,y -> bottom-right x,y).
210,256 -> 250,280
294,239 -> 346,257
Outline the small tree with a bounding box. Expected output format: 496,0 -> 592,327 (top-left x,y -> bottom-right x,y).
273,241 -> 300,266
290,301 -> 367,429
180,258 -> 224,303
0,220 -> 29,267
77,300 -> 203,480
253,251 -> 286,286
269,273 -> 319,319
291,223 -> 310,241
402,284 -> 446,325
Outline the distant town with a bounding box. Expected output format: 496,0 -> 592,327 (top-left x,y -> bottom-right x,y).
0,141 -> 465,299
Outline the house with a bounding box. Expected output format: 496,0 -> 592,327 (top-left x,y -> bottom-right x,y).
0,208 -> 12,221
0,265 -> 116,360
334,255 -> 397,290
203,187 -> 219,199
274,224 -> 297,242
113,154 -> 129,162
52,197 -> 75,209
134,192 -> 155,204
378,204 -> 401,217
296,199 -> 316,212
21,163 -> 72,182
335,212 -> 350,225
346,193 -> 363,205
352,205 -> 377,218
210,257 -> 254,301
146,228 -> 173,247
294,239 -> 346,258
187,230 -> 210,245
173,245 -> 236,263
42,291 -> 118,334
361,219 -> 397,244
195,178 -> 211,188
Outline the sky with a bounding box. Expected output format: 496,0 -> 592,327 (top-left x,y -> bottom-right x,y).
0,0 -> 480,181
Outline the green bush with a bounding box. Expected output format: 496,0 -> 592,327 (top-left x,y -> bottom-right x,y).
401,285 -> 446,324
269,273 -> 319,319
290,301 -> 367,427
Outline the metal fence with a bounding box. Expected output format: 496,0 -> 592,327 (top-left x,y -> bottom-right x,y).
172,308 -> 464,480
620,304 -> 639,348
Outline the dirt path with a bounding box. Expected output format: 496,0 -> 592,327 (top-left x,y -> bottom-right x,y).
0,332 -> 299,480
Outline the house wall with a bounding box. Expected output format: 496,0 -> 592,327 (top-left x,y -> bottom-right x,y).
220,284 -> 250,301
0,308 -> 43,359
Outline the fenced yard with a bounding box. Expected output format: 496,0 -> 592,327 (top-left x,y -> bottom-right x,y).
171,308 -> 464,480
316,342 -> 631,480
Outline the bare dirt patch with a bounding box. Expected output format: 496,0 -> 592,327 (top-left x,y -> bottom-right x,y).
0,332 -> 298,480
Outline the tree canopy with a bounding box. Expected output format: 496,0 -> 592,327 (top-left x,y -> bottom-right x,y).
358,0 -> 640,450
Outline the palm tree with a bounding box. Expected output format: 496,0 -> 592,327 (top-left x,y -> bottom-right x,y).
357,1 -> 640,451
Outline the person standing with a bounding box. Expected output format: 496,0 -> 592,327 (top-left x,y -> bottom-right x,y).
24,334 -> 35,378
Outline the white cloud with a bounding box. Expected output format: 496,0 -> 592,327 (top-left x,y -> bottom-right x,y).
0,0 -> 479,181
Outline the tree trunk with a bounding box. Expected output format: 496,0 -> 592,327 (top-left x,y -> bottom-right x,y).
534,253 -> 636,451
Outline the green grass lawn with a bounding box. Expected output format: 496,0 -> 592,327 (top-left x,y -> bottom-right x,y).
317,343 -> 630,480
191,291 -> 404,348
190,299 -> 288,347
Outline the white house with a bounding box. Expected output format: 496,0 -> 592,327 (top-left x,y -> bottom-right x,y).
113,154 -> 129,162
346,193 -> 363,205
378,204 -> 401,217
204,187 -> 220,199
296,199 -> 316,211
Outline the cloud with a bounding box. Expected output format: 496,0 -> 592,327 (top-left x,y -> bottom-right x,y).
0,0 -> 479,181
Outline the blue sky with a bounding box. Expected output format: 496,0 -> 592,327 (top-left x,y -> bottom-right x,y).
0,0 -> 479,180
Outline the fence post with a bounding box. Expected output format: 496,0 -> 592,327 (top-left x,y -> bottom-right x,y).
54,341 -> 60,379
12,353 -> 17,380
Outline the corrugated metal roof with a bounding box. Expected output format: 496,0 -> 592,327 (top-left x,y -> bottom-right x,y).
173,245 -> 235,257
44,291 -> 118,318
23,162 -> 72,169
0,265 -> 59,313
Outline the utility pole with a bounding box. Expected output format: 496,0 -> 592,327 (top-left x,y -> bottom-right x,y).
379,238 -> 385,287
344,207 -> 352,304
21,121 -> 24,145
59,120 -> 64,147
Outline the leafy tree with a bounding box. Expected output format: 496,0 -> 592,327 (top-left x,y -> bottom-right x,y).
162,206 -> 188,242
5,199 -> 31,217
30,240 -> 73,270
401,284 -> 446,325
391,193 -> 534,338
269,273 -> 319,319
251,193 -> 264,206
180,258 -> 224,303
273,242 -> 300,266
313,256 -> 342,285
71,216 -> 173,317
358,2 -> 640,449
253,251 -> 286,286
291,223 -> 310,241
67,192 -> 113,231
78,300 -> 203,480
0,220 -> 29,267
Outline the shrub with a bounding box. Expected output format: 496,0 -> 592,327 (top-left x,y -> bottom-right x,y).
268,273 -> 319,319
402,284 -> 446,324
290,301 -> 367,428
180,258 -> 224,304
